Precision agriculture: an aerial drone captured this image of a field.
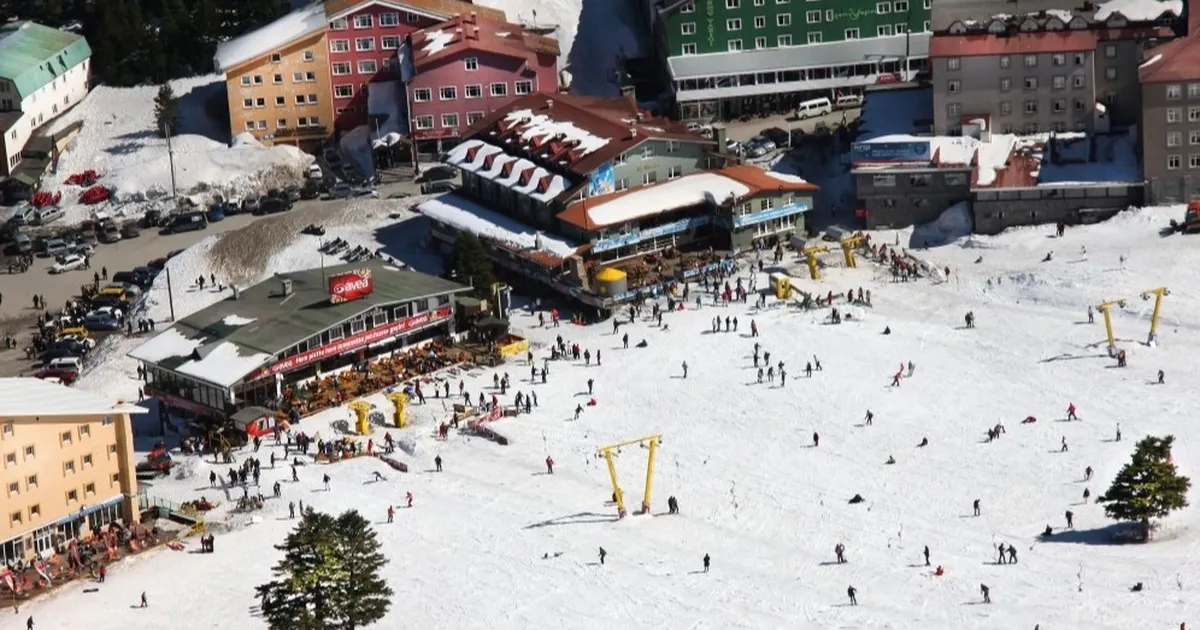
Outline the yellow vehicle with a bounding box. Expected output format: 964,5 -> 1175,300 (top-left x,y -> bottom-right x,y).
99,284 -> 128,299
57,326 -> 89,338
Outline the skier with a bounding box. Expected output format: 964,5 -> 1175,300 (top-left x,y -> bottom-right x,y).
906,360 -> 915,377
435,455 -> 443,472
965,311 -> 975,328
923,545 -> 930,566
387,506 -> 395,523
1087,305 -> 1095,324
757,368 -> 764,383
1061,436 -> 1069,452
681,361 -> 689,378
1115,424 -> 1122,442
973,499 -> 981,517
599,547 -> 608,565
209,470 -> 217,487
667,495 -> 679,514
980,584 -> 991,604
28,617 -> 34,630
835,542 -> 846,563
997,543 -> 1007,565
780,368 -> 787,386
588,378 -> 594,395
1067,403 -> 1078,421
847,585 -> 857,605
574,404 -> 583,421
289,501 -> 296,519
1084,466 -> 1093,481
703,553 -> 711,573
545,456 -> 555,474
623,333 -> 629,349
322,473 -> 330,490
1065,510 -> 1074,528
813,432 -> 820,448
406,491 -> 414,508
1083,487 -> 1091,503
865,410 -> 874,426
1008,546 -> 1017,564
140,592 -> 148,608
891,369 -> 902,387
1159,369 -> 1165,384
805,362 -> 813,378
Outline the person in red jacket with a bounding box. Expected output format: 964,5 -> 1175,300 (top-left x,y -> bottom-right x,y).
545,456 -> 554,474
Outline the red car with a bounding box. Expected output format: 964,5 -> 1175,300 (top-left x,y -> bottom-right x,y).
875,73 -> 900,85
36,367 -> 79,385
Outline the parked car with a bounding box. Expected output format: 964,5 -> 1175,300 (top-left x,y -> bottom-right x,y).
142,208 -> 165,228
306,163 -> 324,180
349,186 -> 379,198
51,253 -> 86,274
419,181 -> 457,195
164,211 -> 208,234
241,197 -> 260,214
68,242 -> 95,257
35,366 -> 79,384
33,206 -> 64,225
132,266 -> 160,285
87,305 -> 125,321
760,128 -> 790,147
121,223 -> 141,239
418,165 -> 457,183
88,294 -> 129,312
326,183 -> 352,199
46,339 -> 91,357
284,186 -> 302,202
258,196 -> 291,214
7,203 -> 36,227
57,334 -> 96,350
9,232 -> 32,255
46,357 -> 83,372
83,312 -> 122,331
300,181 -> 321,199
97,221 -> 121,243
42,238 -> 69,258
206,204 -> 226,222
41,346 -> 83,363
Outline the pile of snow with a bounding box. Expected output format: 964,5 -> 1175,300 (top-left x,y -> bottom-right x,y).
580,172 -> 749,227
43,75 -> 312,225
417,193 -> 579,257
505,108 -> 610,154
909,201 -> 974,248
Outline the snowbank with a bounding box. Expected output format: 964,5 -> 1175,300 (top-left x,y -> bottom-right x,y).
43,75 -> 312,225
417,193 -> 579,257
908,201 -> 974,249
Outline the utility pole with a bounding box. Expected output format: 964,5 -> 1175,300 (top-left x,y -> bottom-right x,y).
166,267 -> 176,322
904,1 -> 913,80
163,122 -> 178,199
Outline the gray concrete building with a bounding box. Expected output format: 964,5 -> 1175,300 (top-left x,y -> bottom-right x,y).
1140,16 -> 1200,204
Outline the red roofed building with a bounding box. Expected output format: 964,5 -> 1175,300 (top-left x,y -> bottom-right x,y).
402,13 -> 561,146
930,6 -> 1181,135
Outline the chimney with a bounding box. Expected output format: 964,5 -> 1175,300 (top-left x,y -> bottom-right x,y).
472,26 -> 480,39
280,278 -> 293,297
629,127 -> 637,139
545,99 -> 553,110
470,11 -> 477,21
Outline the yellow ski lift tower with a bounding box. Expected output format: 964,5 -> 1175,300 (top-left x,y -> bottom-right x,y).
385,392 -> 410,428
1141,287 -> 1170,345
839,234 -> 868,268
801,244 -> 830,280
1096,298 -> 1128,356
597,435 -> 662,518
348,400 -> 372,435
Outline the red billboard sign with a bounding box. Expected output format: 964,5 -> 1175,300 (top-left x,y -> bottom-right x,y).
329,269 -> 374,304
250,306 -> 453,380
411,128 -> 459,141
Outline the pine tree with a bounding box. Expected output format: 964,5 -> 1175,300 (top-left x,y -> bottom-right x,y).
255,510 -> 392,630
452,231 -> 496,297
1097,435 -> 1190,541
154,83 -> 179,137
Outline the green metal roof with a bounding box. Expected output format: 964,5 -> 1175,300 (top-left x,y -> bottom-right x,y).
0,21 -> 91,99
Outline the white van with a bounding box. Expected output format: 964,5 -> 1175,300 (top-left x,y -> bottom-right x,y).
48,356 -> 82,371
34,206 -> 65,225
796,97 -> 833,120
835,93 -> 863,109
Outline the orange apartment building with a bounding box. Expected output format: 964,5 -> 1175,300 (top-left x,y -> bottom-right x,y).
213,2 -> 335,151
0,378 -> 144,565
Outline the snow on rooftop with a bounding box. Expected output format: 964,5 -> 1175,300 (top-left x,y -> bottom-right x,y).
421,29 -> 455,55
213,1 -> 326,71
1095,0 -> 1182,20
447,139 -> 505,172
417,194 -> 579,257
222,315 -> 257,326
175,342 -> 273,388
0,378 -> 147,416
583,172 -> 751,227
762,171 -> 811,185
1140,53 -> 1163,69
975,134 -> 1018,186
1037,131 -> 1140,186
504,109 -> 611,155
857,87 -> 933,143
127,327 -> 205,363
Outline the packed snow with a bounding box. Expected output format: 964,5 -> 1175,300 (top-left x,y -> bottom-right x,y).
1094,0 -> 1183,20
221,315 -> 257,326
416,193 -> 579,256
420,29 -> 455,55
505,108 -> 611,154
212,0 -> 326,72
580,172 -> 750,227
30,203 -> 1200,630
42,75 -> 312,225
174,341 -> 273,388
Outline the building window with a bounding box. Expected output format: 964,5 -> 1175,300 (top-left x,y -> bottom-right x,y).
947,103 -> 960,116
382,36 -> 400,49
467,111 -> 485,124
303,50 -> 315,61
245,121 -> 255,131
1104,44 -> 1116,58
1000,78 -> 1011,92
462,58 -> 479,73
1168,108 -> 1182,123
440,86 -> 457,100
1190,154 -> 1200,169
1168,131 -> 1182,147
807,32 -> 822,44
1052,53 -> 1065,66
1024,77 -> 1038,90
1073,75 -> 1085,88
414,115 -> 434,130
946,57 -> 960,71
275,96 -> 285,106
82,453 -> 92,468
755,36 -> 766,49
1168,154 -> 1182,170
3,452 -> 14,467
1023,54 -> 1037,68
270,53 -> 282,63
668,165 -> 683,179
947,79 -> 960,94
682,22 -> 696,34
877,25 -> 893,36
1105,67 -> 1117,80
293,71 -> 305,82
844,28 -> 860,39
727,18 -> 742,30
1188,83 -> 1200,98
253,75 -> 263,85
1,422 -> 11,437
331,39 -> 350,53
1167,84 -> 1183,100
895,23 -> 908,33
257,120 -> 267,129
307,94 -> 317,104
407,11 -> 419,22
6,482 -> 16,496
1190,130 -> 1200,145
682,43 -> 698,55
1074,98 -> 1087,112
465,84 -> 483,99
413,88 -> 432,102
999,55 -> 1010,69
358,60 -> 378,74
29,504 -> 40,519
353,14 -> 373,28
1052,76 -> 1065,89
335,84 -> 354,98
778,34 -> 792,46
642,171 -> 658,185
806,10 -> 820,23
295,94 -> 306,104
331,17 -> 347,29
873,174 -> 896,187
9,512 -> 19,526
826,10 -> 834,21
380,12 -> 400,26
1024,100 -> 1038,114
239,76 -> 251,87
777,13 -> 791,26
273,73 -> 283,84
1052,99 -> 1066,113
490,82 -> 508,97
1189,107 -> 1200,122
876,1 -> 892,13
277,118 -> 287,128
894,0 -> 908,11
355,37 -> 374,52
515,80 -> 533,95
66,489 -> 78,503
60,431 -> 72,446
1000,101 -> 1011,115
725,0 -> 739,8
441,113 -> 459,128
63,459 -> 75,474
23,445 -> 33,460
242,98 -> 253,109
332,62 -> 351,75
681,1 -> 695,11
642,144 -> 654,159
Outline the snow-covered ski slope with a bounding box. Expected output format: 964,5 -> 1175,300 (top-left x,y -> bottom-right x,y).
32,205 -> 1200,629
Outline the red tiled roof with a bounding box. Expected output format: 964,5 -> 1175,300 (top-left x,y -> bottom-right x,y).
973,152 -> 1040,189
323,0 -> 504,22
929,31 -> 1098,58
409,13 -> 560,70
1139,0 -> 1200,83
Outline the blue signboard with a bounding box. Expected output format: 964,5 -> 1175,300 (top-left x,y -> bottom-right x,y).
851,140 -> 931,163
591,215 -> 712,253
734,201 -> 810,228
588,162 -> 616,197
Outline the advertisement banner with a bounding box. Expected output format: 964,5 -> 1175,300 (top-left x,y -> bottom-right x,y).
588,162 -> 616,197
733,201 -> 810,228
251,306 -> 453,379
329,269 -> 375,304
850,140 -> 931,163
411,128 -> 459,141
591,215 -> 712,253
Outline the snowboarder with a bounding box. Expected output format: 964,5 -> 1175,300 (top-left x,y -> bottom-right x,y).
847,586 -> 857,605
681,361 -> 689,378
1067,403 -> 1078,421
703,553 -> 711,573
599,547 -> 607,565
373,471 -> 385,482
923,545 -> 930,566
545,456 -> 554,474
387,506 -> 395,523
917,437 -> 928,448
1065,510 -> 1074,528
435,455 -> 443,472
980,584 -> 991,603
835,542 -> 846,563
322,473 -> 330,490
973,499 -> 981,517
1061,437 -> 1069,452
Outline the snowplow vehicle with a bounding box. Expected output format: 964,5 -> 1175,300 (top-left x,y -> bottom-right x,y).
1171,202 -> 1200,234
135,444 -> 173,479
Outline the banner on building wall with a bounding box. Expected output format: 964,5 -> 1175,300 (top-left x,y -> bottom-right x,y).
733,201 -> 811,228
588,162 -> 616,196
591,215 -> 712,253
850,140 -> 931,163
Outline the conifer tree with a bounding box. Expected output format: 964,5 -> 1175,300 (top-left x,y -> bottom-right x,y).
452,231 -> 496,297
1098,435 -> 1190,541
154,83 -> 179,136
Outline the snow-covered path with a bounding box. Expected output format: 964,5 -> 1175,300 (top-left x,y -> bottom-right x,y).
26,206 -> 1200,629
